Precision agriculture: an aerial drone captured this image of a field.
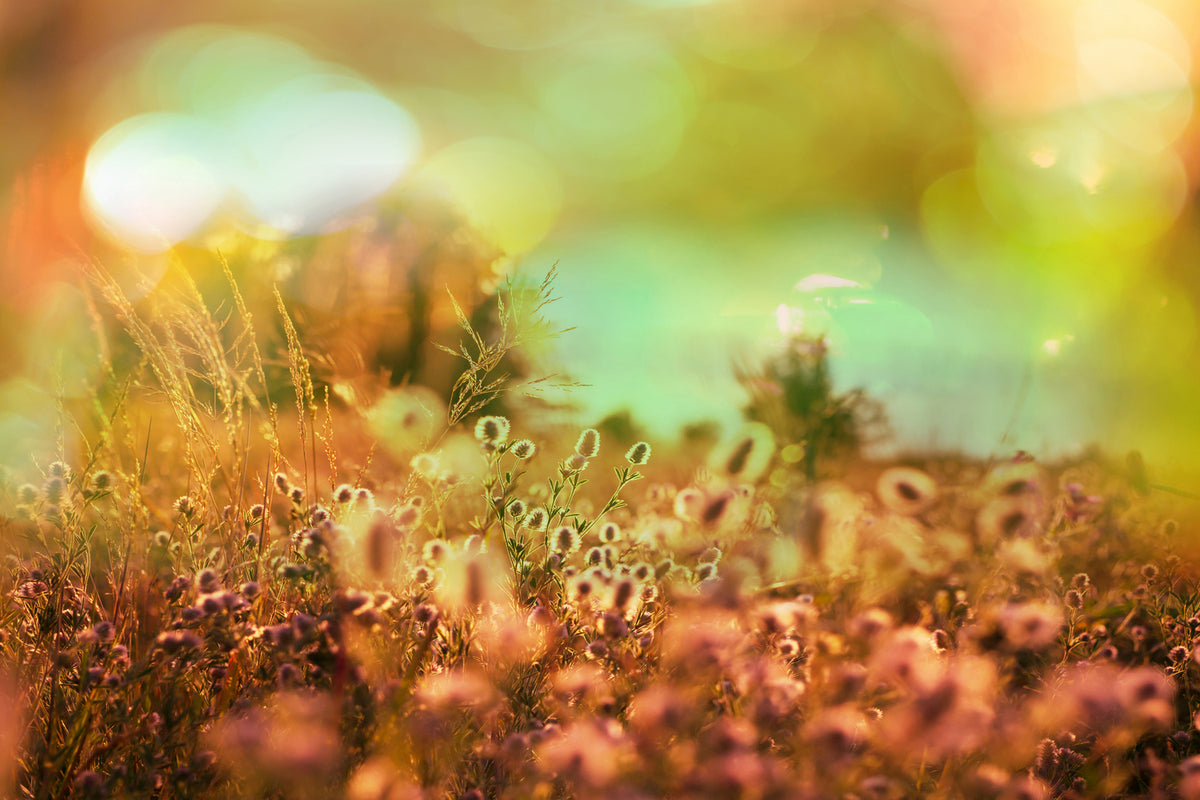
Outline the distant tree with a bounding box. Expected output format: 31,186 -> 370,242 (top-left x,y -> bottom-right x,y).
737,335 -> 886,483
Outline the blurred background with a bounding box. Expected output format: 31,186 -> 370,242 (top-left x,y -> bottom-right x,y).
2,0 -> 1199,485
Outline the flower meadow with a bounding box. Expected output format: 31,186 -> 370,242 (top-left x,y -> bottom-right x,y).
1,256 -> 1199,800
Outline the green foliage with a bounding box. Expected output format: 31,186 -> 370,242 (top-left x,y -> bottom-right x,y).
739,335 -> 887,482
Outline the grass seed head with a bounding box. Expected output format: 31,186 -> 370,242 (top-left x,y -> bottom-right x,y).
510,439 -> 537,459
553,525 -> 581,555
524,507 -> 549,531
575,428 -> 601,459
625,441 -> 651,465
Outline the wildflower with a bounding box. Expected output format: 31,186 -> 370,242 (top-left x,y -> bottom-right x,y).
976,496 -> 1042,543
536,720 -> 624,788
625,442 -> 651,465
277,663 -> 301,687
410,452 -> 439,478
507,499 -> 526,519
700,491 -> 734,527
696,562 -> 718,582
611,578 -> 636,611
354,488 -> 374,508
240,581 -> 260,599
571,576 -> 596,603
48,461 -> 70,480
860,776 -> 896,799
334,484 -> 354,503
333,589 -> 371,616
1036,662 -> 1127,733
364,519 -> 396,578
805,706 -> 867,762
1118,666 -> 1175,728
412,565 -> 434,585
869,626 -> 940,688
156,630 -> 203,654
628,685 -> 691,741
197,569 -> 221,594
509,439 -> 536,459
248,503 -> 265,520
585,640 -> 609,659
289,486 -> 305,504
43,476 -> 66,506
552,526 -> 582,555
198,594 -> 224,616
73,771 -> 103,796
413,603 -> 438,626
1181,756 -> 1200,800
464,558 -> 485,606
876,466 -> 938,515
89,471 -> 112,492
699,546 -> 722,565
575,428 -> 600,458
524,507 -> 549,531
78,621 -> 113,647
598,522 -> 621,543
290,613 -> 316,639
164,575 -> 190,602
881,656 -> 997,760
997,602 -> 1063,651
725,436 -> 754,476
1065,589 -> 1084,610
630,562 -> 653,582
1003,776 -> 1050,800
17,484 -> 38,504
585,546 -> 604,566
423,539 -> 450,563
1142,563 -> 1160,582
396,502 -> 422,527
673,487 -> 705,520
415,668 -> 497,716
850,608 -> 894,641
12,579 -> 47,601
474,415 -> 511,445
274,473 -> 290,493
984,460 -> 1045,497
208,693 -> 341,791
757,601 -> 810,635
561,454 -> 588,474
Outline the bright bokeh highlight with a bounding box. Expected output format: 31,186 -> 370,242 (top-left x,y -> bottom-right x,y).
414,137 -> 562,254
82,29 -> 420,250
